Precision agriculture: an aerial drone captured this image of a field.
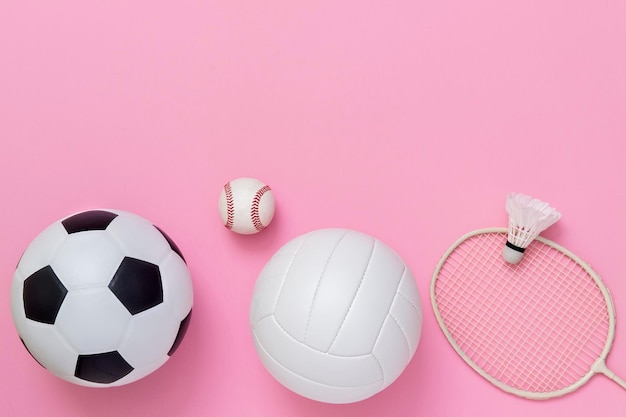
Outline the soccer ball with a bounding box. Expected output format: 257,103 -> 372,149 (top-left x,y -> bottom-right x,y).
250,228 -> 423,404
10,209 -> 193,387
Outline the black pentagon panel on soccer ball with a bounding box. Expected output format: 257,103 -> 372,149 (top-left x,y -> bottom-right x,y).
23,265 -> 68,324
154,226 -> 186,263
61,210 -> 118,234
167,310 -> 192,356
109,257 -> 163,315
74,351 -> 134,384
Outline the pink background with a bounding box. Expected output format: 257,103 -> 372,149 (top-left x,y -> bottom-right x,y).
1,1 -> 625,416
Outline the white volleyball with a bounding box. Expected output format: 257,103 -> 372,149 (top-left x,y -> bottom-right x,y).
250,228 -> 423,404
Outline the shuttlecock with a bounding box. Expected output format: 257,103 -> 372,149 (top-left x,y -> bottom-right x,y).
503,193 -> 562,264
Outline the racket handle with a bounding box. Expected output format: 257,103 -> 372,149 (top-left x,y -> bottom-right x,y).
596,361 -> 626,390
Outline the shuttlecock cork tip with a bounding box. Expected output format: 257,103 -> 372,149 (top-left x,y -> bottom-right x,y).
502,241 -> 525,264
503,193 -> 561,264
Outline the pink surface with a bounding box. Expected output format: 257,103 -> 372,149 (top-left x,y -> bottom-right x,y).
1,1 -> 625,416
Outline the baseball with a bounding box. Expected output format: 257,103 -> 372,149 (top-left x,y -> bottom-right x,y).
218,177 -> 275,234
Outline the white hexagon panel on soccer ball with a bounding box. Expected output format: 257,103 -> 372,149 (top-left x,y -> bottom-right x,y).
118,303 -> 181,370
10,269 -> 28,331
50,231 -> 125,290
104,211 -> 173,265
18,321 -> 79,378
16,221 -> 69,279
159,252 -> 194,321
109,355 -> 169,387
55,288 -> 131,354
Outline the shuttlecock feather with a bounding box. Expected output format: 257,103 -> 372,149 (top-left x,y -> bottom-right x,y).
503,193 -> 561,264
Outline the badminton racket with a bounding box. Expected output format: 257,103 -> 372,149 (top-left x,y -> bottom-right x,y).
431,228 -> 626,399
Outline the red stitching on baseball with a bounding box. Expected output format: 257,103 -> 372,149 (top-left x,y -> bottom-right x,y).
251,185 -> 271,231
224,182 -> 234,229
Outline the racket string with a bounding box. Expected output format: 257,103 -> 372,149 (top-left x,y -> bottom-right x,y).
434,232 -> 610,394
442,258 -> 607,391
516,249 -> 602,390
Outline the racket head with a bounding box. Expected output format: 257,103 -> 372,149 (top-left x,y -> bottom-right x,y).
431,228 -> 616,399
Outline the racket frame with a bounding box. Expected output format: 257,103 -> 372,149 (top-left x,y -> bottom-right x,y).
430,227 -> 619,399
